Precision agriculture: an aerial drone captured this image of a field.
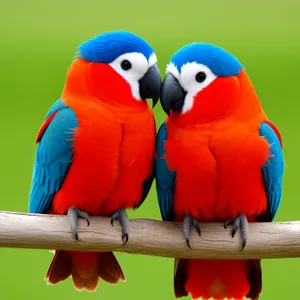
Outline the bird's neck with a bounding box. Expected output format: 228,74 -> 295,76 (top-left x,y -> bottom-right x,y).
230,70 -> 268,128
61,58 -> 94,104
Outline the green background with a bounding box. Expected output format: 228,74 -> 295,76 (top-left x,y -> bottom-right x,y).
0,0 -> 299,299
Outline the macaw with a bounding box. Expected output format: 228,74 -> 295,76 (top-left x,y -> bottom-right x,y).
28,30 -> 161,291
155,43 -> 284,300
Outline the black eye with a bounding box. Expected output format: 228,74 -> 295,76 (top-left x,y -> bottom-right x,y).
195,71 -> 206,83
121,60 -> 132,71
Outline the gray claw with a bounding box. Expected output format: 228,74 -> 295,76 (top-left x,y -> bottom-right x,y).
193,221 -> 201,236
224,214 -> 248,250
224,219 -> 233,229
183,215 -> 201,248
122,233 -> 129,244
67,207 -> 91,241
111,208 -> 129,245
185,238 -> 191,249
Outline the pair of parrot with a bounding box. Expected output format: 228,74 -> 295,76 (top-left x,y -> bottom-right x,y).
28,30 -> 284,300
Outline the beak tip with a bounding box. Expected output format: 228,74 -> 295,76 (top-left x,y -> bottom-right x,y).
139,64 -> 162,110
152,98 -> 159,108
159,73 -> 185,116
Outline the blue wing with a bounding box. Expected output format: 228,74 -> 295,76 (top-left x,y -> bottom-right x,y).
259,122 -> 284,222
155,121 -> 176,221
28,99 -> 78,214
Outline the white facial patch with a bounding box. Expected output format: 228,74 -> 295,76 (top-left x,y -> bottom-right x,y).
166,62 -> 180,79
167,62 -> 217,114
148,53 -> 157,67
109,52 -> 156,100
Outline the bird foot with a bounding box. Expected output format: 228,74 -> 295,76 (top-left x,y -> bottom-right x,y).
111,208 -> 129,245
67,207 -> 90,241
183,215 -> 201,248
224,214 -> 248,250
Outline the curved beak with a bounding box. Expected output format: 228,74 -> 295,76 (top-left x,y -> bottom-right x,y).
159,73 -> 187,116
139,64 -> 162,108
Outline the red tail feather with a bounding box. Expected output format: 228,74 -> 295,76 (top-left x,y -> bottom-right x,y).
174,259 -> 261,300
45,250 -> 125,291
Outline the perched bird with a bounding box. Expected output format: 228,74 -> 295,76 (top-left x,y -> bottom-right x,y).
155,43 -> 284,300
28,30 -> 161,291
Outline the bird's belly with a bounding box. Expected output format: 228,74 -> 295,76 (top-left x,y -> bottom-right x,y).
50,113 -> 155,216
101,124 -> 155,215
169,126 -> 270,221
50,132 -> 121,216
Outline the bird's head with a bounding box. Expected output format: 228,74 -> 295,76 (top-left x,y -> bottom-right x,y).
160,43 -> 258,123
64,30 -> 162,108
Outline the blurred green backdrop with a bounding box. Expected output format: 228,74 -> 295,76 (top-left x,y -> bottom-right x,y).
0,0 -> 299,299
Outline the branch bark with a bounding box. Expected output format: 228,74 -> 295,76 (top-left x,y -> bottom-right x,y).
0,211 -> 299,259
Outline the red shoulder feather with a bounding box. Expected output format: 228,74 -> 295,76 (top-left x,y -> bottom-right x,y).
264,120 -> 283,148
35,112 -> 59,143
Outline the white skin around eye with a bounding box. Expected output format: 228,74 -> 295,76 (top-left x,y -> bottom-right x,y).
109,52 -> 157,100
166,62 -> 217,113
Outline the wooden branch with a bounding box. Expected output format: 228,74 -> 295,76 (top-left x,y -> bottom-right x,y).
0,211 -> 300,259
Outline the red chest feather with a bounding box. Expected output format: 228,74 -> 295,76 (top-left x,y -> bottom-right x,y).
51,101 -> 155,216
165,118 -> 270,221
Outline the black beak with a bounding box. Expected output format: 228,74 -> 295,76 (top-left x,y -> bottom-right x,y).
139,64 -> 162,108
159,73 -> 186,116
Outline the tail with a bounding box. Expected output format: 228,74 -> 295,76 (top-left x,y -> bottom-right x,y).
174,259 -> 262,300
45,250 -> 125,291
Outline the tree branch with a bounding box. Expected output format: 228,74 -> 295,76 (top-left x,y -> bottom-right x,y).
0,211 -> 299,259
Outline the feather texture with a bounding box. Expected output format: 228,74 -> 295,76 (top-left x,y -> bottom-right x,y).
155,120 -> 176,221
78,30 -> 154,63
28,30 -> 158,293
155,42 -> 284,300
259,121 -> 284,221
29,100 -> 78,214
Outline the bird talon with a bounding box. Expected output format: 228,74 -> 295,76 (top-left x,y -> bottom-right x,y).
224,220 -> 233,229
122,233 -> 129,245
183,215 -> 201,248
193,222 -> 201,236
232,225 -> 239,238
224,214 -> 248,250
241,238 -> 247,251
68,207 -> 91,241
74,231 -> 79,241
186,238 -> 192,249
110,208 -> 129,244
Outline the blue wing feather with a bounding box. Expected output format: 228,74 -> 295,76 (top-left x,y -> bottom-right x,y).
44,98 -> 67,119
155,121 -> 176,221
259,122 -> 284,222
29,100 -> 78,214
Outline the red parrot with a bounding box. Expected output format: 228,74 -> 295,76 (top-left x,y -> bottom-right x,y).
28,30 -> 161,291
156,43 -> 284,299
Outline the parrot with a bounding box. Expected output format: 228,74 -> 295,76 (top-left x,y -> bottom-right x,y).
155,42 -> 284,300
28,30 -> 161,291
